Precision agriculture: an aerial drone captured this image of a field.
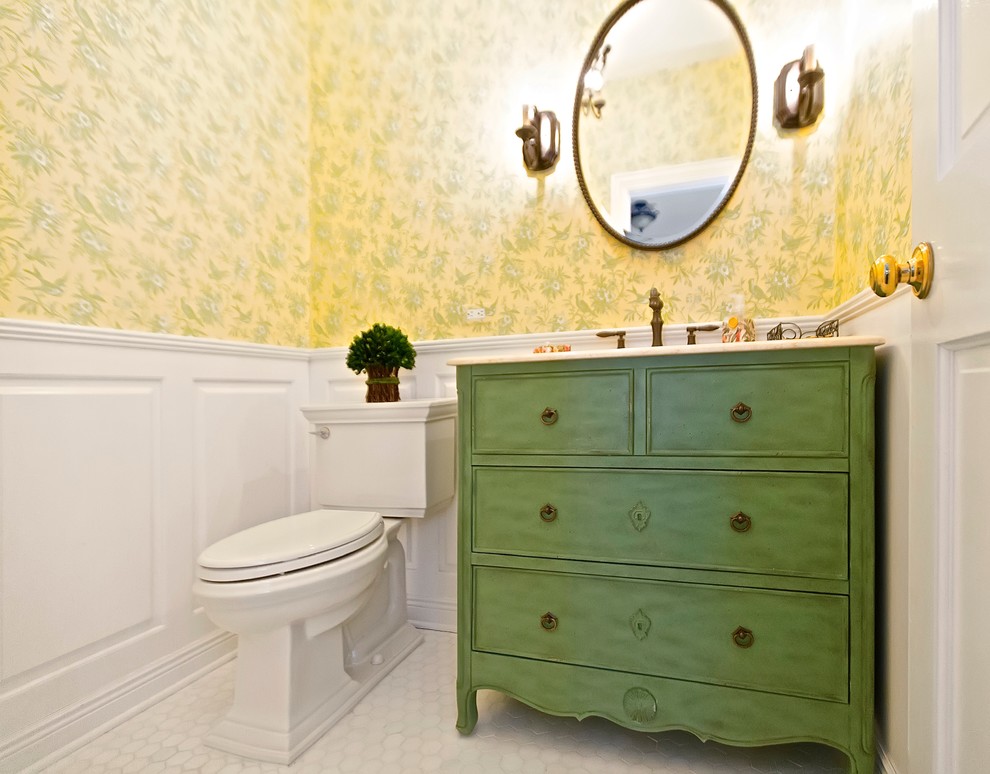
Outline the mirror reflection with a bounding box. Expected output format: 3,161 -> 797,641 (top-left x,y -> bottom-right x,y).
573,0 -> 757,250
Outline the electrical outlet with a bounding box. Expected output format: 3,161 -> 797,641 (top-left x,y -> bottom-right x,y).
466,307 -> 486,322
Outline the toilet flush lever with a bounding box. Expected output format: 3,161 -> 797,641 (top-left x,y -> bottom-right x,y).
309,426 -> 330,440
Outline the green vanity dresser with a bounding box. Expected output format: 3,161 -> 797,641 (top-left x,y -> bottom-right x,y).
452,337 -> 881,774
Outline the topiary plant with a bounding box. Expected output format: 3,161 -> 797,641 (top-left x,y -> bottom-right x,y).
345,323 -> 416,402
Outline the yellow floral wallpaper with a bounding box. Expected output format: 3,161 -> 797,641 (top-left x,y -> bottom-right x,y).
833,5 -> 913,301
309,0 -> 913,346
0,0 -> 312,345
1,0 -> 912,347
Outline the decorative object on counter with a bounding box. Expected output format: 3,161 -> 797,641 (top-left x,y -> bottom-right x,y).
686,323 -> 721,344
532,343 -> 572,353
721,294 -> 755,343
515,105 -> 560,173
597,330 -> 627,348
345,323 -> 416,403
773,44 -> 824,130
649,288 -> 664,346
766,319 -> 840,341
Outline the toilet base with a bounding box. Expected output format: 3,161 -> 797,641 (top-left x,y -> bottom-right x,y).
205,621 -> 423,764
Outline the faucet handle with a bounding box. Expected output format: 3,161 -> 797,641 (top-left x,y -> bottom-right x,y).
596,330 -> 626,349
685,323 -> 721,345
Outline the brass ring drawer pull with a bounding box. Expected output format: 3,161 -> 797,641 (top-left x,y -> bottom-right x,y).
729,511 -> 752,532
732,626 -> 755,648
730,402 -> 752,423
540,407 -> 559,425
539,503 -> 558,522
540,612 -> 558,631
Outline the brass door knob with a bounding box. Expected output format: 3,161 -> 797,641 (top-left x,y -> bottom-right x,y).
870,242 -> 934,299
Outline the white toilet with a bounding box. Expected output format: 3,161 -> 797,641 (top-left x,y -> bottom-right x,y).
193,398 -> 457,765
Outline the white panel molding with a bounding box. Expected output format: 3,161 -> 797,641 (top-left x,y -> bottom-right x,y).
0,318 -> 309,361
830,286 -> 910,328
192,379 -> 299,556
934,333 -> 990,774
937,0 -> 960,175
433,373 -> 456,398
0,318 -> 309,773
440,508 -> 458,575
0,379 -> 162,684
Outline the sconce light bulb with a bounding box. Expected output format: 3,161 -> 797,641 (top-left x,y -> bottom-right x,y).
584,69 -> 604,92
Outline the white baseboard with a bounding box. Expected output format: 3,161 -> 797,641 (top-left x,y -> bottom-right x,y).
5,632 -> 236,774
408,597 -> 456,633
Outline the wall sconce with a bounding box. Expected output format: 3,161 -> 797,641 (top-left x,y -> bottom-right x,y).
581,43 -> 610,119
515,105 -> 560,173
773,44 -> 824,130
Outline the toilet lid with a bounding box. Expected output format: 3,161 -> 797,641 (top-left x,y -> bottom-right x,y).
197,509 -> 384,582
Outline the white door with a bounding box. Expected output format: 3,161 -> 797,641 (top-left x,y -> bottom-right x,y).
909,1 -> 990,772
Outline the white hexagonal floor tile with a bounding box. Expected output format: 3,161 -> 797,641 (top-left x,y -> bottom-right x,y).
47,631 -> 853,773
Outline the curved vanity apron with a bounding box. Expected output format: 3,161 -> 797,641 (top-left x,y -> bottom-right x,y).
197,509 -> 384,582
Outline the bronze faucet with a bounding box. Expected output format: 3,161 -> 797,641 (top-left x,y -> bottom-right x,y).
649,288 -> 663,346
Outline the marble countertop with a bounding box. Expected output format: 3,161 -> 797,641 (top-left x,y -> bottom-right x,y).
447,335 -> 885,366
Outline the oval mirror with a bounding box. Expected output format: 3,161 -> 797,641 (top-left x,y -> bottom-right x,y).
573,0 -> 757,250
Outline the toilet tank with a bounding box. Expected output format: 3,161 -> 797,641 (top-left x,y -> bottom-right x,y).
301,398 -> 457,517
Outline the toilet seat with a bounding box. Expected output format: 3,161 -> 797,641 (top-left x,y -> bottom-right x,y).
197,509 -> 384,582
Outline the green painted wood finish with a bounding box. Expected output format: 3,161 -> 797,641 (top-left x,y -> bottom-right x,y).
473,566 -> 849,702
473,467 -> 848,579
647,362 -> 849,457
472,371 -> 633,454
456,345 -> 876,774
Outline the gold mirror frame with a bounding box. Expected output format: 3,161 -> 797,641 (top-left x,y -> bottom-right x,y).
572,0 -> 758,251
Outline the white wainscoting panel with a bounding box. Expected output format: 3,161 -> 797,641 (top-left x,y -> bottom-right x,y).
194,381 -> 297,553
0,320 -> 310,773
0,380 -> 160,682
941,337 -> 990,773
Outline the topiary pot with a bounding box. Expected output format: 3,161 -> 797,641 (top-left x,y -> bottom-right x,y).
364,365 -> 401,403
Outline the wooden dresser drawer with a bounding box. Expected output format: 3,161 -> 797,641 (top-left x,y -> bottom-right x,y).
647,362 -> 848,457
473,566 -> 849,703
472,371 -> 633,454
473,468 -> 848,579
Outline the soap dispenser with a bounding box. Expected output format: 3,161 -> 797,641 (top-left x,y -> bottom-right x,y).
721,294 -> 755,343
